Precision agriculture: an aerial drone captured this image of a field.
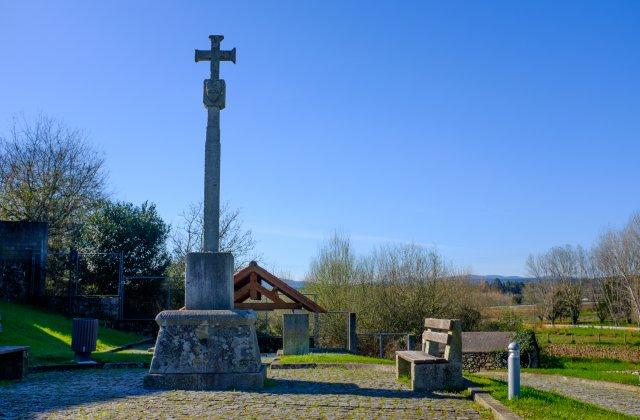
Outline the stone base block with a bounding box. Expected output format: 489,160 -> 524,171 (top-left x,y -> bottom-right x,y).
411,362 -> 464,391
282,313 -> 309,355
143,365 -> 266,390
144,309 -> 264,390
185,252 -> 234,310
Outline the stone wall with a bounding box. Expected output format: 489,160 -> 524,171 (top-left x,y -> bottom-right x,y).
463,351 -> 508,372
75,296 -> 119,320
0,221 -> 48,301
43,295 -> 120,321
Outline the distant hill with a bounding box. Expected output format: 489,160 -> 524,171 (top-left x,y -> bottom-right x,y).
282,279 -> 307,290
470,275 -> 536,283
283,275 -> 535,289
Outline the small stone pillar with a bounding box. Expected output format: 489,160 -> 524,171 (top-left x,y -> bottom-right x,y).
282,313 -> 309,355
508,342 -> 521,399
347,312 -> 357,354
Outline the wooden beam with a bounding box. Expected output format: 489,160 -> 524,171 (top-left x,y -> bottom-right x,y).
249,272 -> 259,300
250,264 -> 327,313
235,302 -> 301,310
234,282 -> 252,302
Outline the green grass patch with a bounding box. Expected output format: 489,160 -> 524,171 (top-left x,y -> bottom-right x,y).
0,300 -> 150,365
525,355 -> 640,386
466,374 -> 635,419
278,353 -> 393,365
397,374 -> 411,386
535,326 -> 640,347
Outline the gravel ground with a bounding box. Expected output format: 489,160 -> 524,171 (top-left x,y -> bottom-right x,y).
480,371 -> 640,417
0,367 -> 485,419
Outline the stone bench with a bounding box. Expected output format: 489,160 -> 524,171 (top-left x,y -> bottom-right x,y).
0,346 -> 29,380
396,318 -> 463,391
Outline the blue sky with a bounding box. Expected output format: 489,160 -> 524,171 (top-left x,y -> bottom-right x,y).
1,1 -> 639,278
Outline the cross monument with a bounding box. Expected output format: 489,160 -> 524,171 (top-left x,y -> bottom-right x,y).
144,35 -> 265,391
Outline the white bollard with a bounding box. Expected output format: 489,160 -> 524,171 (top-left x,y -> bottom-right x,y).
508,342 -> 520,399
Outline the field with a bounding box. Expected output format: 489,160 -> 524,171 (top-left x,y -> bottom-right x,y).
484,304 -> 639,328
0,301 -> 151,365
536,326 -> 640,346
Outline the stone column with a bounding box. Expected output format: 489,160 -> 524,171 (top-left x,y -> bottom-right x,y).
203,106 -> 221,253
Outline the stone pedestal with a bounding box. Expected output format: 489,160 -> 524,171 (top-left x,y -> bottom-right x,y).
144,310 -> 265,390
144,251 -> 265,390
282,313 -> 309,355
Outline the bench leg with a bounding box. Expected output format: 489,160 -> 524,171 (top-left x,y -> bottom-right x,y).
0,350 -> 28,380
396,354 -> 411,380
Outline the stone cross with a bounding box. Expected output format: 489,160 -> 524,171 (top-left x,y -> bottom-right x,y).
195,35 -> 236,253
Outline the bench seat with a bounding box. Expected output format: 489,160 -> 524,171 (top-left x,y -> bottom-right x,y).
0,345 -> 29,380
0,346 -> 29,356
395,351 -> 447,364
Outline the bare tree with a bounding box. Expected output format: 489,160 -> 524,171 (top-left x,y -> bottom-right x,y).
0,115 -> 107,246
305,232 -> 487,349
526,245 -> 586,325
170,201 -> 259,270
594,213 -> 640,327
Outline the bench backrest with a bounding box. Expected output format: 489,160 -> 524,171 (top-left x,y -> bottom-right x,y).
421,318 -> 462,364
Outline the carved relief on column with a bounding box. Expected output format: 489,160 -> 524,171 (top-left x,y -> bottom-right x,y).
203,79 -> 226,109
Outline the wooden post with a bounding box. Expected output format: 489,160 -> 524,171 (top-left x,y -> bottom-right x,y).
347,313 -> 357,354
379,334 -> 384,359
117,252 -> 125,321
406,334 -> 416,351
313,312 -> 320,349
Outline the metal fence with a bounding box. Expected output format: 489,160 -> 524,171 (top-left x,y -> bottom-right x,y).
357,332 -> 413,358
46,250 -> 123,298
120,276 -> 181,321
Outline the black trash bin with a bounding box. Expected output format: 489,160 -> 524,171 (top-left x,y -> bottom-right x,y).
71,318 -> 98,364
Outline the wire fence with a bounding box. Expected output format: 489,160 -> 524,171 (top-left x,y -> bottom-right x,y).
537,331 -> 640,346
357,332 -> 413,358
121,276 -> 181,321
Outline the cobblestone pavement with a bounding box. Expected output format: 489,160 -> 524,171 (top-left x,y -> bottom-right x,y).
0,367 -> 485,419
480,371 -> 640,417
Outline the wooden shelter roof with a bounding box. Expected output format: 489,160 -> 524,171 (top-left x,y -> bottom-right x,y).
234,261 -> 326,313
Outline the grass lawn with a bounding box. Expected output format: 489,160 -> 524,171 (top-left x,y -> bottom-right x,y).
278,353 -> 394,365
466,374 -> 635,420
525,355 -> 639,387
0,300 -> 151,365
